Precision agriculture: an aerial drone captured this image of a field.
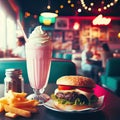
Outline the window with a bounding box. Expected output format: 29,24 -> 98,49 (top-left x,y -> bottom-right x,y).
0,8 -> 16,57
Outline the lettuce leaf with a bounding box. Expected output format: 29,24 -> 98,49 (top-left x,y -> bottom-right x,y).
51,94 -> 98,105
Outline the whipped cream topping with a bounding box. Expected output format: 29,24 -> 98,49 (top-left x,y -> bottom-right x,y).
28,26 -> 51,46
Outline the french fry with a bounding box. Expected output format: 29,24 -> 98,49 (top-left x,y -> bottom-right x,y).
5,112 -> 18,118
5,91 -> 27,104
6,90 -> 27,98
4,104 -> 31,118
12,91 -> 27,98
0,103 -> 4,112
0,97 -> 8,104
21,107 -> 38,113
0,90 -> 39,118
10,99 -> 39,108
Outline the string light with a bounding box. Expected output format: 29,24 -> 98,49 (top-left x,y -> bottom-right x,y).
80,0 -> 119,12
67,0 -> 71,4
71,4 -> 75,8
55,10 -> 59,14
24,12 -> 30,18
78,8 -> 82,13
60,5 -> 64,9
47,5 -> 51,9
23,0 -> 119,19
98,8 -> 102,12
47,0 -> 51,10
90,3 -> 94,6
88,7 -> 92,11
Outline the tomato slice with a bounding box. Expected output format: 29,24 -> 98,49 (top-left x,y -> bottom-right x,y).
58,85 -> 94,93
78,88 -> 93,93
58,85 -> 75,90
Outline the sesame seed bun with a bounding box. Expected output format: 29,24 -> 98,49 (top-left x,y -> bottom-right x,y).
56,76 -> 95,88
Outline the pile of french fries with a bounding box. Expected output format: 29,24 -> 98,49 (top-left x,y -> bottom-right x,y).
0,90 -> 39,118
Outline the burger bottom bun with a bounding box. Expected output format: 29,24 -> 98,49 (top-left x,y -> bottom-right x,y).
54,101 -> 93,111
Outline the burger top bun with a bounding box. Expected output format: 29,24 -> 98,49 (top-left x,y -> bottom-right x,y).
56,76 -> 95,88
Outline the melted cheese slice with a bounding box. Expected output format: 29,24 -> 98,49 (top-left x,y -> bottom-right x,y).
54,88 -> 94,100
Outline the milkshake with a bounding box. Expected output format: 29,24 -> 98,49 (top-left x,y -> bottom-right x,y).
26,26 -> 52,95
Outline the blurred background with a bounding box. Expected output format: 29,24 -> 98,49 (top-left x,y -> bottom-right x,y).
0,0 -> 120,58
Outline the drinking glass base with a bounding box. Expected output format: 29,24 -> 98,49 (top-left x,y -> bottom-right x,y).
27,93 -> 50,105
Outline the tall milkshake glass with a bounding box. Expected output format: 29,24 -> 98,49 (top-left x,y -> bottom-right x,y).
25,26 -> 52,103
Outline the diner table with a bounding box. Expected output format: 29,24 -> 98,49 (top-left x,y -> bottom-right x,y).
89,58 -> 102,67
0,83 -> 120,120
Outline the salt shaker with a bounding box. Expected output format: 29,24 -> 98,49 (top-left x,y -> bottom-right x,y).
4,69 -> 24,96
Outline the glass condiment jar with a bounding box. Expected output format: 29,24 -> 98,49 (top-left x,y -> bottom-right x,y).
4,68 -> 24,96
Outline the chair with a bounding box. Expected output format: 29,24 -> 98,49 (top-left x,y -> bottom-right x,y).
100,58 -> 120,95
0,58 -> 77,84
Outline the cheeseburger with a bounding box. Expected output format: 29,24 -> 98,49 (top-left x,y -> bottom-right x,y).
51,76 -> 98,111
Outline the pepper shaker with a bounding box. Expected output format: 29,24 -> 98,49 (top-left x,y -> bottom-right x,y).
4,69 -> 24,96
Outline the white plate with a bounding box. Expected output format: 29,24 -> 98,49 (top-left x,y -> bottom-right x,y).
44,96 -> 104,113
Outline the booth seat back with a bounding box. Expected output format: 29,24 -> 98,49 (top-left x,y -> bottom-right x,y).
105,58 -> 120,76
49,59 -> 76,83
0,59 -> 28,83
0,58 -> 77,84
100,58 -> 120,94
